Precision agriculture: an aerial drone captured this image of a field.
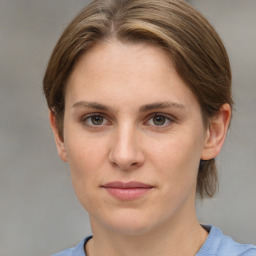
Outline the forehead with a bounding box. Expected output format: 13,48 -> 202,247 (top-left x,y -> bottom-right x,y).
69,40 -> 175,83
65,40 -> 200,112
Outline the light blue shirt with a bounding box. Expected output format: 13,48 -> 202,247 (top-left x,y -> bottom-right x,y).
196,226 -> 256,256
52,226 -> 256,256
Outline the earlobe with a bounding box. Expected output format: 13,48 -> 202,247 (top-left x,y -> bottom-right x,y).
49,110 -> 68,162
201,103 -> 231,160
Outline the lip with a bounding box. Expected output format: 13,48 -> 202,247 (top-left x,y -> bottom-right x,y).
101,181 -> 154,200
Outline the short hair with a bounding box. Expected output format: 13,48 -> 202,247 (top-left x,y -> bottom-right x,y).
43,0 -> 232,198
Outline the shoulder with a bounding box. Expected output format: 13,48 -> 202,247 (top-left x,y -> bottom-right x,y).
51,236 -> 92,256
197,226 -> 256,256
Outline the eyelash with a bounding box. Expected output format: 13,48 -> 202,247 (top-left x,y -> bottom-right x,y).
81,112 -> 175,128
81,113 -> 110,127
145,113 -> 175,127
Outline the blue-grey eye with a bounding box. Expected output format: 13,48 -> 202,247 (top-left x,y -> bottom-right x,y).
90,115 -> 104,125
152,115 -> 167,126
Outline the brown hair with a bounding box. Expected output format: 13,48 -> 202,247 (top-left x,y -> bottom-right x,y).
43,0 -> 232,198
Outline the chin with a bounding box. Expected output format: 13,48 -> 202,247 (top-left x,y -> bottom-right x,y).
91,208 -> 157,236
108,221 -> 153,236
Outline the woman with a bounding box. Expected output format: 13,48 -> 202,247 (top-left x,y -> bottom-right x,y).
43,0 -> 256,255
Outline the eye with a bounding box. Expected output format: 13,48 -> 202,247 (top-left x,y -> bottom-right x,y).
152,115 -> 167,126
146,113 -> 174,127
91,115 -> 104,125
82,114 -> 109,126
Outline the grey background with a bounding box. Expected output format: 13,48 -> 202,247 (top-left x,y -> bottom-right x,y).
0,0 -> 255,255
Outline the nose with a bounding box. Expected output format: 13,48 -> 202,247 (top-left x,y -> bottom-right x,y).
109,125 -> 145,170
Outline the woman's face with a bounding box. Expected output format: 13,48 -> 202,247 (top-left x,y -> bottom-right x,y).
53,41 -> 212,235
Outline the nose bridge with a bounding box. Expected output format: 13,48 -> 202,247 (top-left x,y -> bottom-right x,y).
109,122 -> 144,170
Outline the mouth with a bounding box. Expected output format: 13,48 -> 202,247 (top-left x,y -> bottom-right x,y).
101,181 -> 154,200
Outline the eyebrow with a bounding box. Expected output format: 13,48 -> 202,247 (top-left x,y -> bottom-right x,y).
72,101 -> 112,111
72,101 -> 186,112
139,101 -> 186,112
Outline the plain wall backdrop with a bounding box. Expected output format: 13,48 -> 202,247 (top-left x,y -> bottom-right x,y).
0,0 -> 255,255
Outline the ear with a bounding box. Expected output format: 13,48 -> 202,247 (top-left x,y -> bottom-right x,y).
201,103 -> 231,160
49,110 -> 68,162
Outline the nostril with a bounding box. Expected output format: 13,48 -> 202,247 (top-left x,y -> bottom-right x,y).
111,162 -> 118,168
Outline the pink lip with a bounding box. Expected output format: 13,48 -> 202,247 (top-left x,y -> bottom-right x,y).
101,181 -> 154,200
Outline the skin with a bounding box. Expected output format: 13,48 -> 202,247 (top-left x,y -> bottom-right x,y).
50,41 -> 231,256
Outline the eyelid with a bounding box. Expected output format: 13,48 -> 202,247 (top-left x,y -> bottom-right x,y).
81,112 -> 111,126
144,112 -> 176,126
80,111 -> 176,128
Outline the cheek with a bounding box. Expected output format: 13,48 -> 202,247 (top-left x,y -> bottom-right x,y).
65,130 -> 108,169
151,136 -> 201,168
65,138 -> 107,211
64,132 -> 109,194
148,133 -> 202,189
